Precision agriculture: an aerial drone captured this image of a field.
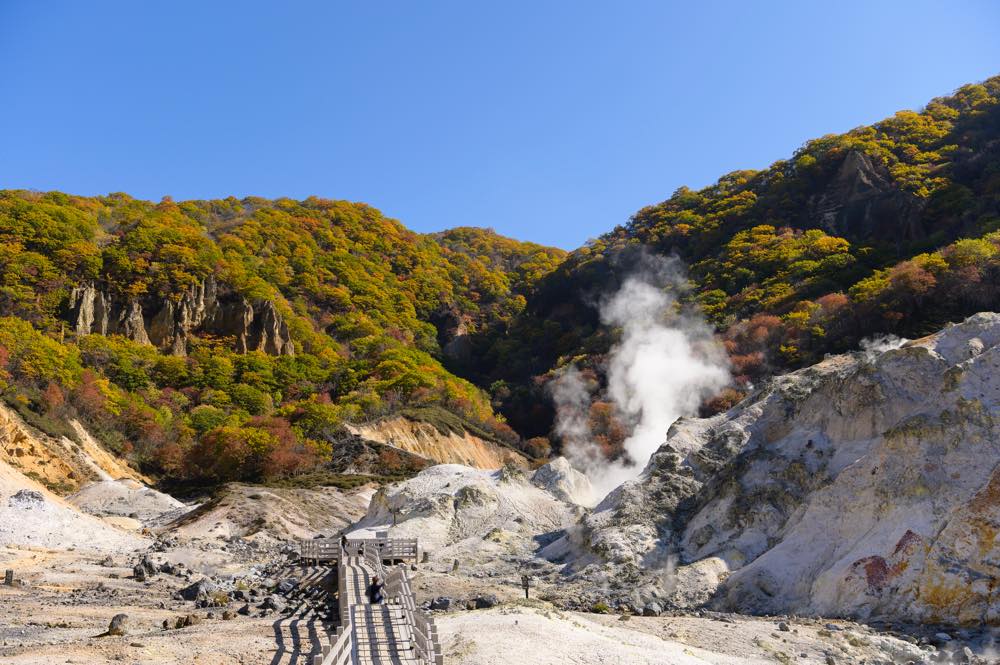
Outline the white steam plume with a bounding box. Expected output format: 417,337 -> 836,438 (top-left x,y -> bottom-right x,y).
550,253 -> 730,502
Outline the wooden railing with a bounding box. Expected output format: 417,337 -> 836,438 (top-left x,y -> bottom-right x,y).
300,539 -> 342,562
385,562 -> 444,665
314,543 -> 353,665
363,540 -> 385,578
314,622 -> 352,665
311,537 -> 441,665
299,536 -> 419,563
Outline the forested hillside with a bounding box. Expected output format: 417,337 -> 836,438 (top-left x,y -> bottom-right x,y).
2,75 -> 998,480
0,192 -> 564,484
471,75 -> 1000,439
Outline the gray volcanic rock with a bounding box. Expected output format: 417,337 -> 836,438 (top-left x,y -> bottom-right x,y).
568,312 -> 1000,626
179,578 -> 218,601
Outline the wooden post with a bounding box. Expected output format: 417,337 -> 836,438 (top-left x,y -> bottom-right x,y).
4,569 -> 12,586
521,574 -> 531,599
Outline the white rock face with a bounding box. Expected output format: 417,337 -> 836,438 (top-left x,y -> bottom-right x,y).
575,313 -> 1000,625
530,457 -> 596,506
351,464 -> 582,562
68,478 -> 186,523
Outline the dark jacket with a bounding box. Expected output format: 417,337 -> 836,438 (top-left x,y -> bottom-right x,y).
368,580 -> 385,604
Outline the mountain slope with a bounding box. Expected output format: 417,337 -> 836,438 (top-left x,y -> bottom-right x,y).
473,75 -> 1000,439
0,192 -> 563,486
1,74 -> 998,483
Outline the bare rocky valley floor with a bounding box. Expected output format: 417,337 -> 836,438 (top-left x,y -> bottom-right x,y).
5,314 -> 1000,664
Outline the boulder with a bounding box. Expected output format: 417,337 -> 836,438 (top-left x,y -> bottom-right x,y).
133,556 -> 157,582
260,595 -> 286,612
179,578 -> 217,601
276,578 -> 299,594
471,594 -> 499,609
642,603 -> 662,617
107,613 -> 127,636
429,597 -> 453,611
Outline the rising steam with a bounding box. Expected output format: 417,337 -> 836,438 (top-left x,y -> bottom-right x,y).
550,253 -> 729,502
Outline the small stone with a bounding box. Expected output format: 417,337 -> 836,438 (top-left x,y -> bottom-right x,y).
778,622 -> 790,632
222,610 -> 235,620
276,578 -> 299,594
934,633 -> 952,644
824,656 -> 836,665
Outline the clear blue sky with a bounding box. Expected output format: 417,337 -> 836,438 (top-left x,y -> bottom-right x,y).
1,1 -> 998,249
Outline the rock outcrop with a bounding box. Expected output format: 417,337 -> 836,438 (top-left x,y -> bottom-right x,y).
353,464 -> 583,557
67,276 -> 294,356
807,150 -> 924,248
347,416 -> 529,470
531,457 -> 595,507
568,313 -> 1000,626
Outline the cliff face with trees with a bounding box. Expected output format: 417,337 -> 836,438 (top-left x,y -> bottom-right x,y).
0,191 -> 564,485
1,75 -> 998,484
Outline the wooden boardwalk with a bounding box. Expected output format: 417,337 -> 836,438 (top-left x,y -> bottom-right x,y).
306,537 -> 443,665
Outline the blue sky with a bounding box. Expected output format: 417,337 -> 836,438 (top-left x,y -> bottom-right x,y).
1,1 -> 998,249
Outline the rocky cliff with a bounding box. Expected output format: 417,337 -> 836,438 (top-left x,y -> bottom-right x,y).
0,404 -> 148,494
807,149 -> 924,247
67,276 -> 294,356
563,312 -> 1000,626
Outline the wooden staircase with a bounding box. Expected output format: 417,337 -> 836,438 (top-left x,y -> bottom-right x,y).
307,537 -> 443,665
